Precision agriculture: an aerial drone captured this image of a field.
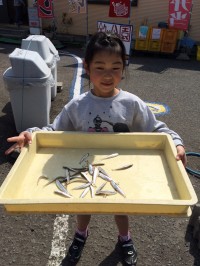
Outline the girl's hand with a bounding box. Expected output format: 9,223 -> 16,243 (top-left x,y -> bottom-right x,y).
176,145 -> 187,167
5,131 -> 32,155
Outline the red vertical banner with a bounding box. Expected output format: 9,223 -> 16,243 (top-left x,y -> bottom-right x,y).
38,0 -> 54,18
169,0 -> 193,30
109,0 -> 130,18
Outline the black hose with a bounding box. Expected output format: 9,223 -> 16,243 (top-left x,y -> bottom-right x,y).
186,152 -> 200,178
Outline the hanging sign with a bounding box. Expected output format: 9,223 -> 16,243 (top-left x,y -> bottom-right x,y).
38,0 -> 54,18
68,0 -> 87,14
169,0 -> 193,30
97,21 -> 133,57
109,0 -> 130,18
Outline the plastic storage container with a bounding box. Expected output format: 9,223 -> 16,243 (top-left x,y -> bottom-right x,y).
21,35 -> 59,100
162,29 -> 178,43
161,42 -> 176,53
3,48 -> 53,132
135,39 -> 149,51
148,40 -> 162,52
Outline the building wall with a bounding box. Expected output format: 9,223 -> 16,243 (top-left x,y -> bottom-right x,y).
32,0 -> 200,42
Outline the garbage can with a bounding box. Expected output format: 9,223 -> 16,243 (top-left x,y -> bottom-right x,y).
21,35 -> 60,100
3,48 -> 53,133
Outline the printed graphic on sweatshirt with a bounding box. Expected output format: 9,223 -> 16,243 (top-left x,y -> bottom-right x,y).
87,115 -> 130,132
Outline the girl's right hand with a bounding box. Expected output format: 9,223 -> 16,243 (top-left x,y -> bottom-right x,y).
5,131 -> 32,155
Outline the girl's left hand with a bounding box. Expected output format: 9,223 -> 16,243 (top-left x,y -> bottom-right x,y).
176,145 -> 187,167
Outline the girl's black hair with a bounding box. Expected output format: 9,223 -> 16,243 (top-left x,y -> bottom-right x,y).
85,32 -> 126,69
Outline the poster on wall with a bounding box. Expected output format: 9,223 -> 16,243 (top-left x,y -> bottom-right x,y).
68,0 -> 87,14
169,0 -> 193,30
97,21 -> 133,58
38,0 -> 54,18
109,0 -> 130,18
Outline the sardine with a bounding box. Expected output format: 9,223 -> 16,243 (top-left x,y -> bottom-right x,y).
110,180 -> 126,198
95,190 -> 117,196
65,168 -> 70,184
92,163 -> 105,167
98,166 -> 109,176
98,172 -> 112,182
80,186 -> 90,198
112,164 -> 133,171
100,153 -> 119,160
92,167 -> 99,186
88,164 -> 94,175
90,185 -> 95,198
54,190 -> 73,198
79,153 -> 89,165
56,180 -> 72,197
80,172 -> 91,183
95,182 -> 107,194
72,182 -> 91,190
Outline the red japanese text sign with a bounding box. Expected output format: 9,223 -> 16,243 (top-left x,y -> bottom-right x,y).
38,0 -> 54,18
109,0 -> 130,18
169,0 -> 193,30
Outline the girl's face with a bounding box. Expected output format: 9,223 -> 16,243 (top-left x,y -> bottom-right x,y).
85,51 -> 124,98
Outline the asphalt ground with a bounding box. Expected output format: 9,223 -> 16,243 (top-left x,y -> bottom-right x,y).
0,42 -> 200,266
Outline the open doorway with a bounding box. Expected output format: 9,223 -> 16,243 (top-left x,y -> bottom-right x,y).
7,0 -> 29,25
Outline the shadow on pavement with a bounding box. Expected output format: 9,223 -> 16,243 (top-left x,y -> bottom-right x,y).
185,223 -> 200,266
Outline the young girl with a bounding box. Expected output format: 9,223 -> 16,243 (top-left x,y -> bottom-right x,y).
5,32 -> 186,266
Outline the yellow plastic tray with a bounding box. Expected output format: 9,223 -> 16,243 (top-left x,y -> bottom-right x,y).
0,132 -> 197,216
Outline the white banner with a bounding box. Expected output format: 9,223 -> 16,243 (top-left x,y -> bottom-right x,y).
97,21 -> 133,57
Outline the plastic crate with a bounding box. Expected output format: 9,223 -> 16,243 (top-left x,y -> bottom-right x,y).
136,26 -> 150,40
149,27 -> 163,41
135,39 -> 149,50
161,42 -> 176,53
162,29 -> 178,43
197,46 -> 200,61
148,40 -> 161,52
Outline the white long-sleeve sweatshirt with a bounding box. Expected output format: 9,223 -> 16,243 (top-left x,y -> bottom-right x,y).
27,89 -> 184,147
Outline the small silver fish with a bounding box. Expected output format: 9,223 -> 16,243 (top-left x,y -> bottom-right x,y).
98,166 -> 109,176
90,185 -> 95,198
110,180 -> 126,198
92,163 -> 105,167
80,172 -> 91,183
54,190 -> 73,198
72,182 -> 91,190
65,169 -> 70,184
98,172 -> 112,182
79,153 -> 89,165
100,153 -> 119,161
112,164 -> 133,171
88,164 -> 94,175
56,180 -> 72,197
95,181 -> 107,194
95,190 -> 117,196
92,167 -> 99,186
80,186 -> 90,198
